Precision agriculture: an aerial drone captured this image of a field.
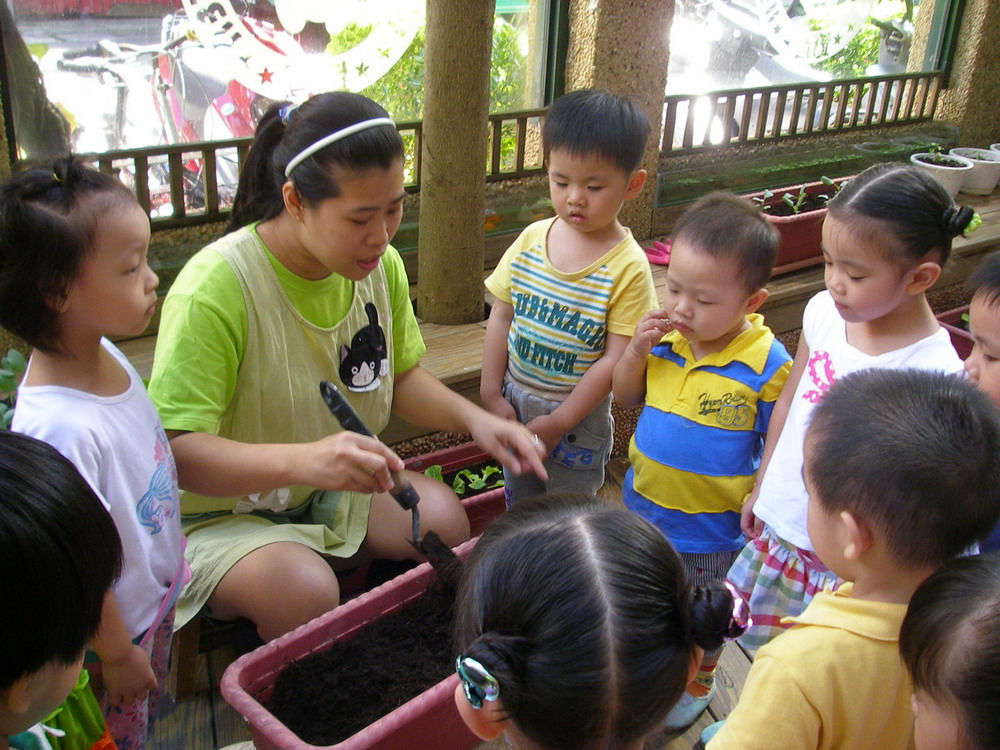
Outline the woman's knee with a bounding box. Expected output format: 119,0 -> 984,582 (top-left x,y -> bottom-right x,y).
210,542 -> 340,626
408,472 -> 470,546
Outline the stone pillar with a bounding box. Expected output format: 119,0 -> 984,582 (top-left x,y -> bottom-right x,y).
416,0 -> 496,324
564,0 -> 673,240
910,0 -> 1000,146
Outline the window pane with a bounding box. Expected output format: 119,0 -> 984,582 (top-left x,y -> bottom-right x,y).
7,0 -> 550,160
667,0 -> 930,96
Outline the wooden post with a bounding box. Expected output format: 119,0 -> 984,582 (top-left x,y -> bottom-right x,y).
416,0 -> 496,324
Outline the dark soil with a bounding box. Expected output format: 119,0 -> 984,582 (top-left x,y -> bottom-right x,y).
267,584 -> 455,746
912,153 -> 968,169
766,195 -> 829,217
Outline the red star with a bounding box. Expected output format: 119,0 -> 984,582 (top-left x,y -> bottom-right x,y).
258,67 -> 274,84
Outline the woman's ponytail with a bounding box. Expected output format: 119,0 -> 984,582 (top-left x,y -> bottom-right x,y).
226,102 -> 289,233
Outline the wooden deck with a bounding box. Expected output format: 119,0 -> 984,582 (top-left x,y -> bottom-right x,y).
150,457 -> 753,750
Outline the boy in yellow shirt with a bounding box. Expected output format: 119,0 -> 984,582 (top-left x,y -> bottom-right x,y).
704,368 -> 1000,749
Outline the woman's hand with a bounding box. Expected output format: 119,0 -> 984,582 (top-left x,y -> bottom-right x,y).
101,643 -> 157,706
466,408 -> 548,481
294,431 -> 405,495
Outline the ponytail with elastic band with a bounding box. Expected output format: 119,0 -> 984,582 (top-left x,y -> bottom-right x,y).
942,204 -> 981,238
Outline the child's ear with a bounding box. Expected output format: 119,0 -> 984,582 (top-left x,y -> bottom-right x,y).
453,682 -> 508,740
840,510 -> 872,561
743,288 -> 769,315
625,169 -> 647,199
1,676 -> 33,715
905,260 -> 942,295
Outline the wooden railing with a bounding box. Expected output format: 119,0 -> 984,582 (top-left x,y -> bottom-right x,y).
58,72 -> 943,228
661,71 -> 945,154
67,109 -> 547,229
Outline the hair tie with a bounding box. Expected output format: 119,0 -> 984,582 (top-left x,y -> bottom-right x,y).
724,582 -> 752,641
278,103 -> 298,126
283,117 -> 395,179
942,205 -> 976,239
455,655 -> 500,709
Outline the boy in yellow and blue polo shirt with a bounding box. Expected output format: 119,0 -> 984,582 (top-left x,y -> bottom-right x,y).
612,192 -> 791,731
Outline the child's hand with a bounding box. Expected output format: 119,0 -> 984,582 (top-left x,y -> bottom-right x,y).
525,414 -> 563,455
481,391 -> 517,422
102,643 -> 157,706
741,486 -> 764,540
627,310 -> 673,360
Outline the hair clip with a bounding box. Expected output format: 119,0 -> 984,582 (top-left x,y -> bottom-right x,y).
724,582 -> 752,640
278,103 -> 299,125
455,655 -> 500,709
965,211 -> 983,236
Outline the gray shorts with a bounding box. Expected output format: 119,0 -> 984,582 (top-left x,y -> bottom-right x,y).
501,377 -> 613,505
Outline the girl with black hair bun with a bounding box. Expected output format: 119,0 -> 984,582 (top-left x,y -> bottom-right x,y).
732,162 -> 978,649
147,91 -> 547,644
453,494 -> 745,750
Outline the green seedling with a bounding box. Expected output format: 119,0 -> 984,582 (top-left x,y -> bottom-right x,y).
424,462 -> 504,496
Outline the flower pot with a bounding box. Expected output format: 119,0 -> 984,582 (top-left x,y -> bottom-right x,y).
991,143 -> 1000,155
909,153 -> 974,198
949,148 -> 1000,195
936,305 -> 972,360
221,538 -> 482,750
745,177 -> 851,276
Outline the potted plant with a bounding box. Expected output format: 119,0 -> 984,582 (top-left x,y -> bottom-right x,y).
936,305 -> 972,360
909,147 -> 973,198
221,537 -> 483,750
745,176 -> 850,275
949,148 -> 1000,195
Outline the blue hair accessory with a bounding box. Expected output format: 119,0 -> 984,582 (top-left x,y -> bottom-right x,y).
455,655 -> 500,709
278,103 -> 298,126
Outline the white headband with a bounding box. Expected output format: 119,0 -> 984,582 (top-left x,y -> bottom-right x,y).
283,117 -> 396,178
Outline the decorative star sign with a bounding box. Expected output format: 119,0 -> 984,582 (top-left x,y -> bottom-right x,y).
182,0 -> 422,102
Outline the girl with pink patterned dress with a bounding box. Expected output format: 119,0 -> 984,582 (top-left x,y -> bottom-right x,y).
729,163 -> 978,650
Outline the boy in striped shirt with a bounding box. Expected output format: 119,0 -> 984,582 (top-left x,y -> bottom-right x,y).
481,89 -> 657,504
612,192 -> 792,731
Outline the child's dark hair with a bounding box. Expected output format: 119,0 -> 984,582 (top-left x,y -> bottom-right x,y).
542,89 -> 650,175
454,494 -> 733,750
673,192 -> 780,293
900,553 -> 1000,750
0,157 -> 136,353
806,369 -> 1000,568
827,162 -> 976,267
0,431 -> 123,689
967,251 -> 1000,307
228,92 -> 404,232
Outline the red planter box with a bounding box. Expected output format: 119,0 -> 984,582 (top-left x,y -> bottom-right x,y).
222,441 -> 503,749
936,305 -> 972,360
746,178 -> 850,277
221,538 -> 482,750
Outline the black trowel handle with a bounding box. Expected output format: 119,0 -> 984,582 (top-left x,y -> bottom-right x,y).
319,380 -> 420,512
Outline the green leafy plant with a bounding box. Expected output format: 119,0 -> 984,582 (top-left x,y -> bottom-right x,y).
0,348 -> 27,429
423,462 -> 504,496
781,185 -> 809,214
